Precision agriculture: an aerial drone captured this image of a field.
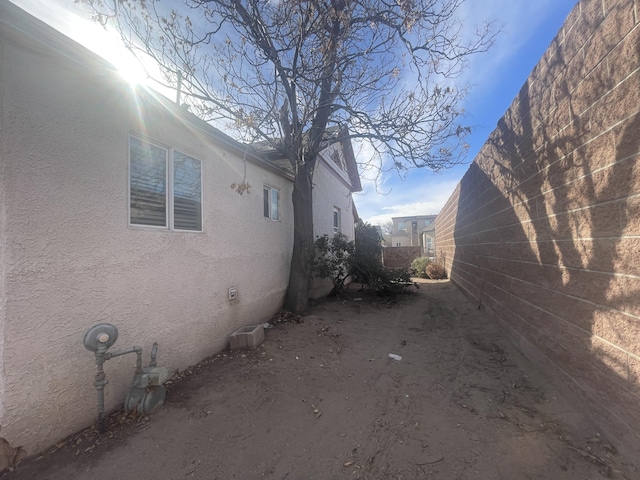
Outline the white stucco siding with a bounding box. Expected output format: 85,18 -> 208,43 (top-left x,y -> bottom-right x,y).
0,8 -> 293,456
312,155 -> 356,241
0,25 -> 6,438
390,236 -> 409,247
310,154 -> 357,298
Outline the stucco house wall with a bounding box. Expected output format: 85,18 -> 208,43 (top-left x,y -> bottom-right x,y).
312,147 -> 358,241
0,1 -> 294,459
389,235 -> 407,247
309,143 -> 360,298
435,0 -> 640,455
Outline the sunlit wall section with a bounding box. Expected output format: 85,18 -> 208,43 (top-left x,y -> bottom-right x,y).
435,0 -> 640,454
0,1 -> 294,460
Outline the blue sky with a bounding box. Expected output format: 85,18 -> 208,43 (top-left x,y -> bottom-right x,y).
11,0 -> 578,226
356,0 -> 579,225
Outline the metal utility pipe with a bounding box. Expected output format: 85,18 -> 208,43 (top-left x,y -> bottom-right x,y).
149,342 -> 158,368
93,343 -> 109,433
106,346 -> 143,373
92,346 -> 142,432
84,324 -> 166,433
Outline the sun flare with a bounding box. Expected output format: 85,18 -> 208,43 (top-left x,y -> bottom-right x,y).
67,8 -> 149,86
111,52 -> 149,86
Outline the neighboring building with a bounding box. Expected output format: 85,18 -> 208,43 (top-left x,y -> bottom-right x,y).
390,215 -> 437,257
0,0 -> 360,463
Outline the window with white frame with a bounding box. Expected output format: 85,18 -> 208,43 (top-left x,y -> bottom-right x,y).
333,207 -> 341,234
397,221 -> 405,231
129,136 -> 202,231
396,242 -> 402,247
263,186 -> 280,220
173,151 -> 203,230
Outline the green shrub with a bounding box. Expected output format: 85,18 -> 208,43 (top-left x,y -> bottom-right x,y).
313,233 -> 354,293
426,262 -> 447,279
366,268 -> 414,294
313,222 -> 415,296
349,222 -> 382,284
350,222 -> 415,294
411,257 -> 430,278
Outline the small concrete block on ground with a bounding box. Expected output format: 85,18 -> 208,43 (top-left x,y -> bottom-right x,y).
229,325 -> 265,349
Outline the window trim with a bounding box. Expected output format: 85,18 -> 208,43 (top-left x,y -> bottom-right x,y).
333,207 -> 341,234
263,185 -> 280,221
128,135 -> 203,232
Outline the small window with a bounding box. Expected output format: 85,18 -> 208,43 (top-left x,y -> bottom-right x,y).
397,221 -> 405,230
130,137 -> 168,227
129,136 -> 202,231
396,242 -> 402,247
264,186 -> 279,220
333,207 -> 341,234
427,238 -> 433,249
173,151 -> 202,231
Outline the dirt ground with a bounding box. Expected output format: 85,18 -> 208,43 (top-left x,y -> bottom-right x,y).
3,279 -> 638,480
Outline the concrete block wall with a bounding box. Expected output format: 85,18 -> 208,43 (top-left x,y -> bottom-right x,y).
436,0 -> 640,452
382,246 -> 422,269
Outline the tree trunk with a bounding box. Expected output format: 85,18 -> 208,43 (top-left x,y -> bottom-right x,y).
283,164 -> 314,314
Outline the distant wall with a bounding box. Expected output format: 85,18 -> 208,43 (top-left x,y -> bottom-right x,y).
436,0 -> 640,453
382,247 -> 422,269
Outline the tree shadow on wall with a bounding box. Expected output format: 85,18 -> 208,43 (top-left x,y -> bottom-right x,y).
450,3 -> 640,450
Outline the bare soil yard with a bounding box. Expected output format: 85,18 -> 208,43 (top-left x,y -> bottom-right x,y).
3,279 -> 637,479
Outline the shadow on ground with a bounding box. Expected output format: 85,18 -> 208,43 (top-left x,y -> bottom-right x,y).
3,280 -> 637,480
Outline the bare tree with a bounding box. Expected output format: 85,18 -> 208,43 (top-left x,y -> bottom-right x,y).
84,0 -> 496,313
380,220 -> 394,236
